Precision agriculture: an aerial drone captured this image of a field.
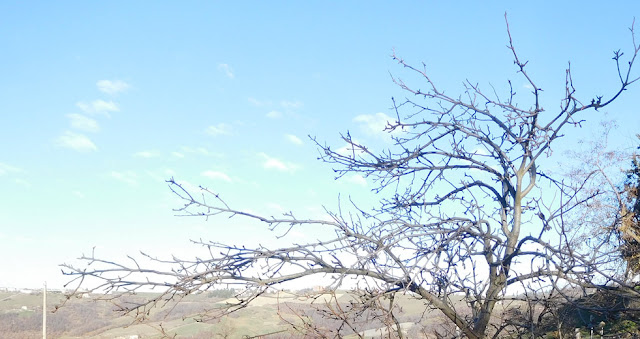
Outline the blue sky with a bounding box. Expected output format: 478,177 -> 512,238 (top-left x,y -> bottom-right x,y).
1,2 -> 639,289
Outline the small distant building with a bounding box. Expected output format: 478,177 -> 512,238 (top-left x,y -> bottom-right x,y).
312,285 -> 326,292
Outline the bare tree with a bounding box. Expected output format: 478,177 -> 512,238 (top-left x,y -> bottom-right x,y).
61,16 -> 640,338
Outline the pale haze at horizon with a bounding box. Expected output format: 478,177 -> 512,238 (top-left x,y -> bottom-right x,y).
1,2 -> 639,290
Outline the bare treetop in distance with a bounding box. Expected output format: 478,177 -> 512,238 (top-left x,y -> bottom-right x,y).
61,15 -> 640,339
619,136 -> 640,274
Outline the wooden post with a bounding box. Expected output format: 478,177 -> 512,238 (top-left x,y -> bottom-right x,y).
43,282 -> 46,339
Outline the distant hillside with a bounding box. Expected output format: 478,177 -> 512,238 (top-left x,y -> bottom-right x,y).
0,289 -> 448,338
3,288 -> 637,338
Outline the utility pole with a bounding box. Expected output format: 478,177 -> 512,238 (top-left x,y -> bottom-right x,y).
42,281 -> 46,339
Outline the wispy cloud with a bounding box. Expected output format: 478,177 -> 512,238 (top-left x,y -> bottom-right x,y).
201,170 -> 232,182
0,164 -> 29,188
248,97 -> 271,107
0,162 -> 22,176
76,100 -> 119,117
266,110 -> 283,119
14,178 -> 31,188
218,63 -> 235,79
97,80 -> 131,95
336,140 -> 366,157
344,174 -> 367,187
145,168 -> 176,183
265,202 -> 285,211
170,178 -> 200,195
66,114 -> 99,132
110,170 -> 138,186
281,100 -> 303,109
285,134 -> 303,145
353,112 -> 399,138
176,146 -> 223,158
134,150 -> 160,158
206,123 -> 232,136
56,131 -> 97,152
258,153 -> 299,173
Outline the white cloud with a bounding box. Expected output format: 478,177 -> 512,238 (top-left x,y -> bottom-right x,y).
259,153 -> 300,173
304,206 -> 337,223
265,202 -> 285,213
286,229 -> 307,239
14,178 -> 31,188
353,112 -> 398,138
73,191 -> 85,199
0,162 -> 22,176
145,168 -> 176,183
344,174 -> 367,187
171,179 -> 201,195
201,170 -> 232,182
248,97 -> 271,107
76,100 -> 119,117
176,146 -> 223,158
218,63 -> 235,79
66,114 -> 99,132
336,140 -> 366,157
97,80 -> 131,95
56,131 -> 97,152
134,150 -> 160,158
266,110 -> 283,119
285,134 -> 303,145
195,147 -> 217,156
206,123 -> 232,136
110,170 -> 138,186
471,147 -> 490,156
281,100 -> 303,109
